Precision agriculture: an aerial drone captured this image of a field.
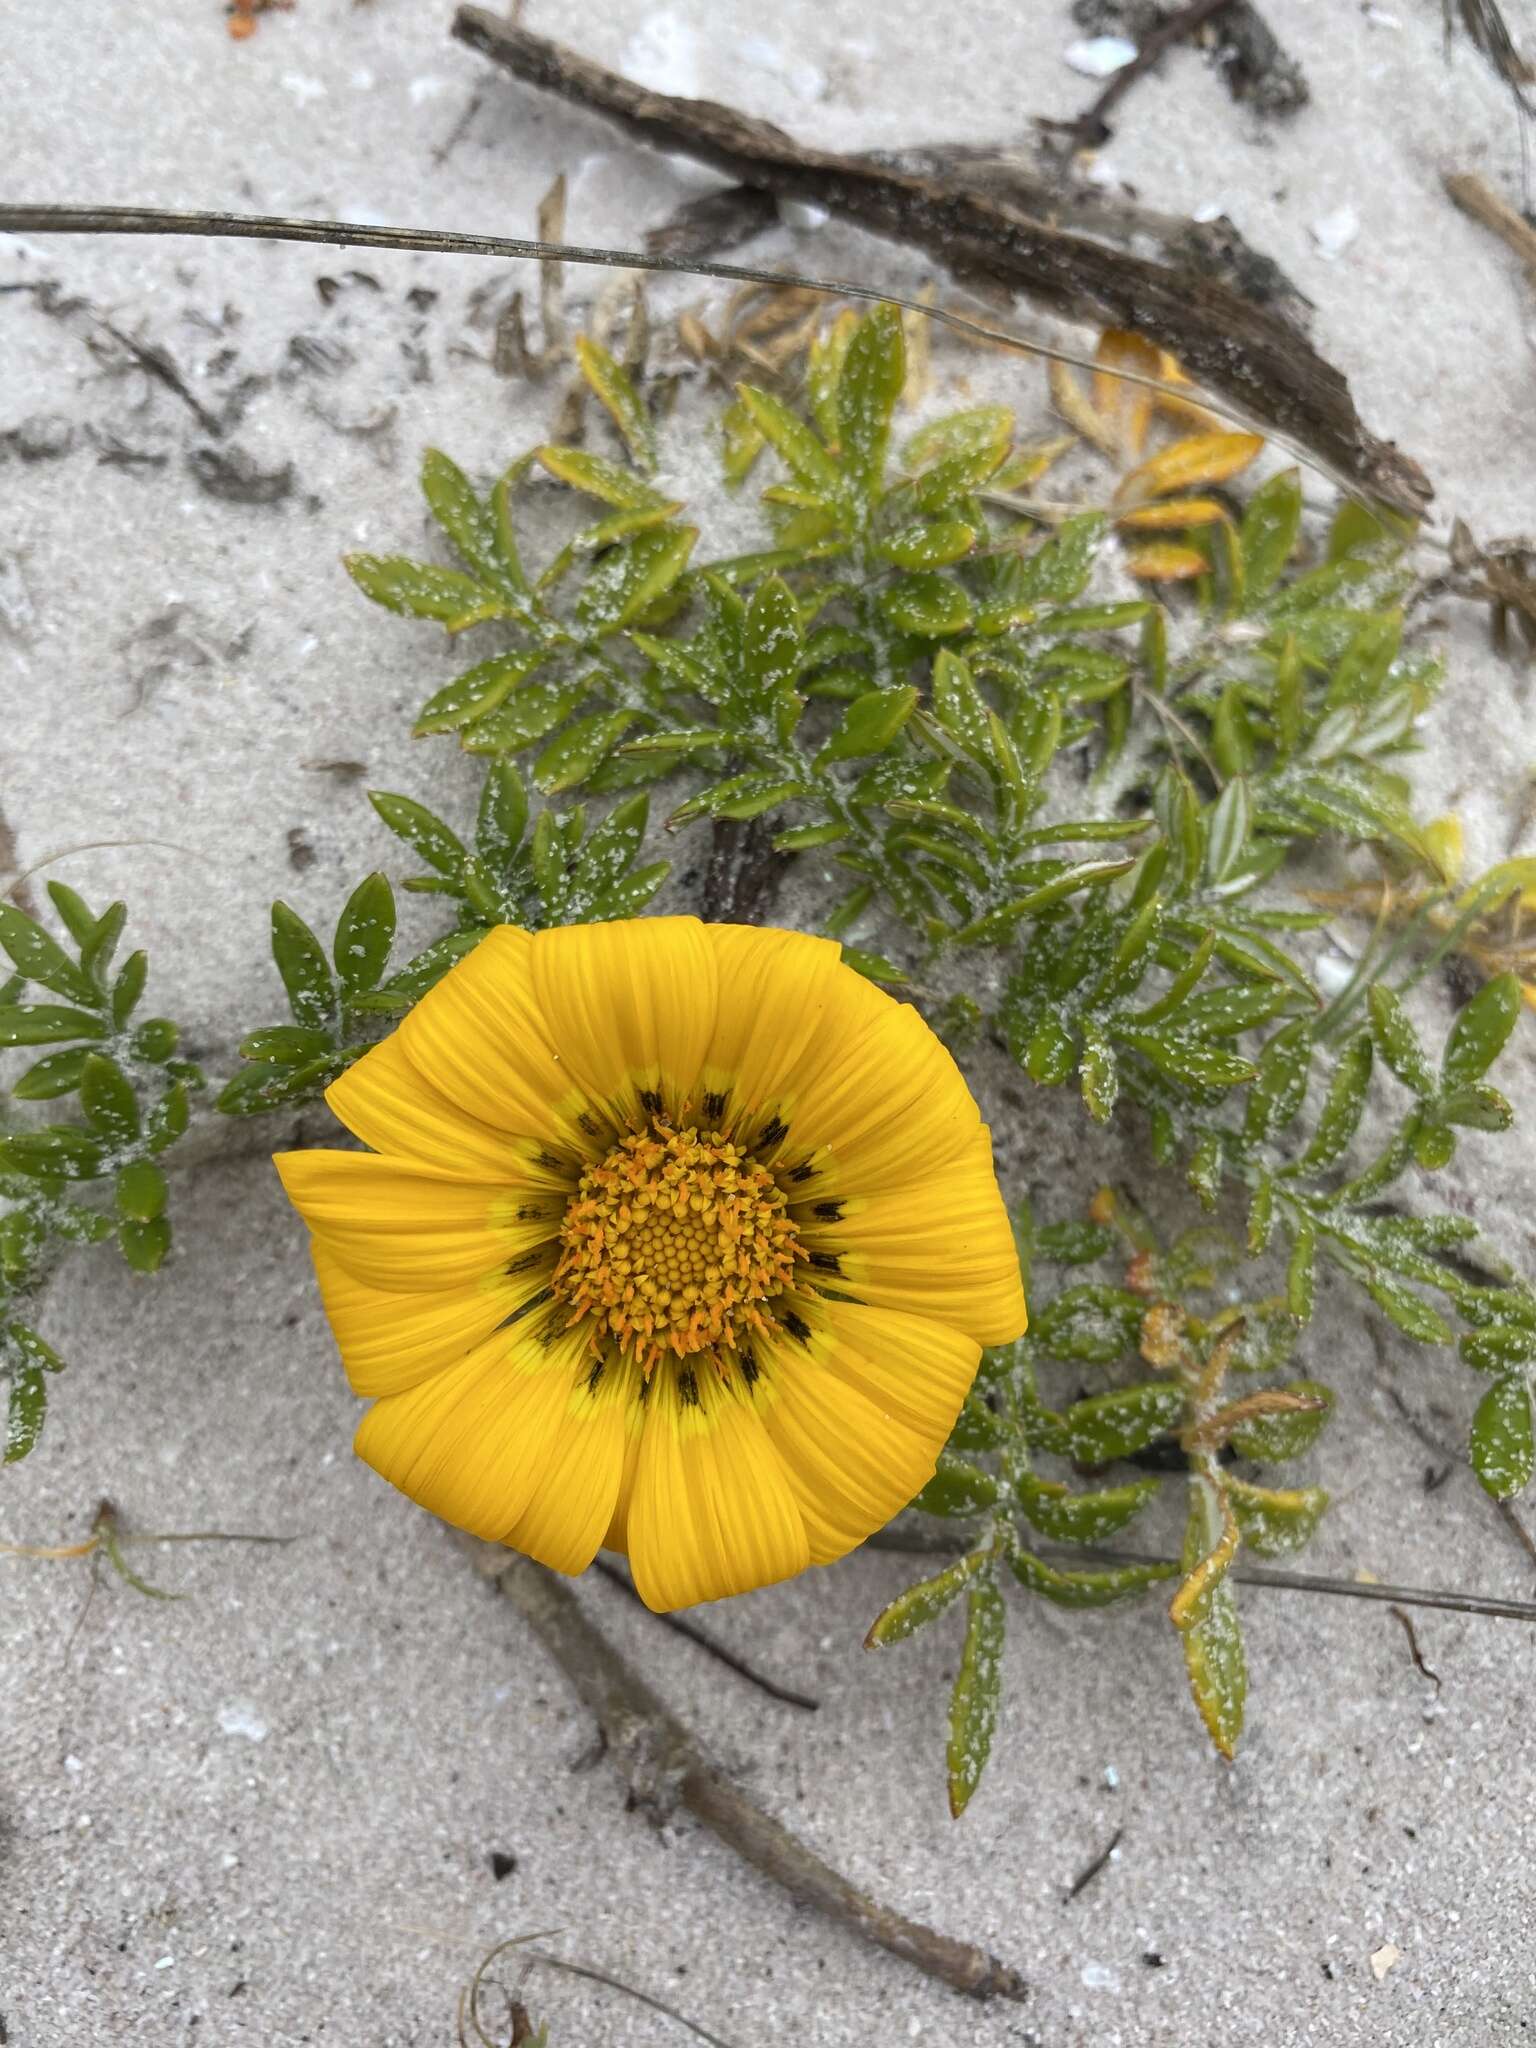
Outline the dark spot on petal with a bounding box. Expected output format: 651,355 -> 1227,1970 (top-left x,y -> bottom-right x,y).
586,1358 -> 606,1396
677,1366 -> 701,1407
506,1248 -> 548,1275
577,1111 -> 600,1137
813,1201 -> 844,1222
514,1204 -> 548,1221
637,1374 -> 653,1405
500,1287 -> 552,1330
639,1088 -> 663,1116
704,1091 -> 727,1122
537,1150 -> 565,1172
788,1162 -> 815,1184
758,1114 -> 789,1148
740,1346 -> 760,1386
783,1310 -> 812,1344
810,1251 -> 842,1274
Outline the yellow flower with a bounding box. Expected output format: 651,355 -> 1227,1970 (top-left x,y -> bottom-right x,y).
275,918 -> 1024,1609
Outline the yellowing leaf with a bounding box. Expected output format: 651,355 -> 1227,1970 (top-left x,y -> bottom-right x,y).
1152,349 -> 1223,430
1117,496 -> 1229,531
1124,542 -> 1209,581
1424,813 -> 1465,886
1093,328 -> 1161,456
991,435 -> 1075,493
1119,432 -> 1264,503
1049,357 -> 1120,457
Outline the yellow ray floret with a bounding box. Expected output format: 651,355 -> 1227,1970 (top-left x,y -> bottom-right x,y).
275,917 -> 1025,1610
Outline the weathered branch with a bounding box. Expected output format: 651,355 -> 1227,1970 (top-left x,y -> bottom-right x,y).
450,4 -> 1430,513
1055,0 -> 1237,149
469,1543 -> 1027,2003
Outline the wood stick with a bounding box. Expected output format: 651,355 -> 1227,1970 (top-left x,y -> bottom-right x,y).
1060,0 -> 1236,148
472,1545 -> 1028,2003
450,5 -> 1430,514
1444,169 -> 1536,283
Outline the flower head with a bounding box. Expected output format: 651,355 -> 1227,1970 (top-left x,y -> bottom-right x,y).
275,918 -> 1024,1609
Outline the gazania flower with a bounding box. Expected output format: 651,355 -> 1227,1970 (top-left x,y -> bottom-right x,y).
275,918 -> 1024,1609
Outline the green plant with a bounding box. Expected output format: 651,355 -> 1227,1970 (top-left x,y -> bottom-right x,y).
5,298 -> 1531,1782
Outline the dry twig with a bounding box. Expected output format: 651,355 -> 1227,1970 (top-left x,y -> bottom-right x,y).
469,1544 -> 1028,2003
448,6 -> 1429,511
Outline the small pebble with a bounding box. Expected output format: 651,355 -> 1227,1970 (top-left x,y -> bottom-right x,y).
1064,36 -> 1138,79
1311,205 -> 1361,261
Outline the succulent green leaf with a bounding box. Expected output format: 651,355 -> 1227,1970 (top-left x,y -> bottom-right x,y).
1297,1033 -> 1373,1169
0,1003 -> 108,1046
79,1054 -> 141,1146
420,448 -> 526,599
413,648 -> 549,736
367,793 -> 469,878
270,901 -> 337,1030
574,335 -> 656,471
836,302 -> 904,509
116,1158 -> 168,1223
1442,972 -> 1521,1089
333,872 -> 396,995
1014,1471 -> 1159,1545
947,1569 -> 1005,1817
1368,984 -> 1435,1096
0,902 -> 101,1007
5,1361 -> 47,1463
11,1047 -> 91,1100
1007,1537 -> 1173,1607
1226,1477 -> 1329,1557
110,950 -> 149,1030
879,573 -> 974,637
912,1451 -> 1001,1517
1365,1274 -> 1453,1345
864,1544 -> 991,1648
343,553 -> 501,628
736,384 -> 842,503
1240,467 -> 1302,600
1229,1379 -> 1334,1461
1470,1374 -> 1535,1498
818,686 -> 919,765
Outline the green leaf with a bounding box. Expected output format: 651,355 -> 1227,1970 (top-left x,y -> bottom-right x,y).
1007,1542 -> 1174,1608
912,1451 -> 1001,1517
742,575 -> 804,707
79,1054 -> 141,1145
1180,1567 -> 1245,1759
1366,1273 -> 1453,1345
670,773 -> 807,825
874,519 -> 976,570
1442,972 -> 1521,1089
1470,1375 -> 1535,1497
0,903 -> 100,1006
1034,1220 -> 1116,1265
0,1003 -> 107,1046
1032,1284 -> 1144,1365
1226,1477 -> 1328,1557
413,648 -> 549,736
333,872 -> 395,994
46,881 -> 97,948
864,1545 -> 991,1648
1240,466 -> 1302,600
119,1215 -> 172,1274
736,383 -> 843,503
836,302 -> 904,509
420,448 -> 525,598
1368,984 -> 1436,1097
930,648 -> 992,762
128,1017 -> 179,1063
818,685 -> 918,764
1013,513 -> 1105,605
1297,1033 -> 1373,1169
1046,1380 -> 1186,1462
575,334 -> 656,471
1441,1082 -> 1513,1131
1287,1220 -> 1316,1321
1113,1028 -> 1256,1092
11,1047 -> 91,1100
0,1128 -> 106,1180
460,680 -> 591,756
947,1569 -> 1005,1817
957,858 -> 1135,945
534,711 -> 637,795
1014,1471 -> 1159,1545
536,444 -> 669,510
1229,1379 -> 1334,1461
1204,777 -> 1252,887
879,573 -> 974,637
5,1361 -> 47,1463
367,792 -> 468,878
270,902 -> 336,1031
343,554 -> 501,628
116,1158 -> 168,1223
110,949 -> 148,1030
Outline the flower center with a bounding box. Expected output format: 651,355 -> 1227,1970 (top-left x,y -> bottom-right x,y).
552,1124 -> 803,1374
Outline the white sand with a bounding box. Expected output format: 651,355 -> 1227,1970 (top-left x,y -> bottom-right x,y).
5,3 -> 1536,2042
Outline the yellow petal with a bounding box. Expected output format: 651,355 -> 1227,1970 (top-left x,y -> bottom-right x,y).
798,1129 -> 1025,1345
398,925 -> 604,1159
772,999 -> 982,1196
754,1325 -> 942,1564
355,1320 -> 618,1555
531,917 -> 719,1128
311,1241 -> 547,1397
274,1150 -> 560,1290
698,924 -> 889,1141
326,1030 -> 551,1181
809,1299 -> 982,1443
500,1349 -> 634,1573
627,1361 -> 809,1609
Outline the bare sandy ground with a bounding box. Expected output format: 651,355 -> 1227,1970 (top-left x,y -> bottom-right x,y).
4,4 -> 1536,2043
